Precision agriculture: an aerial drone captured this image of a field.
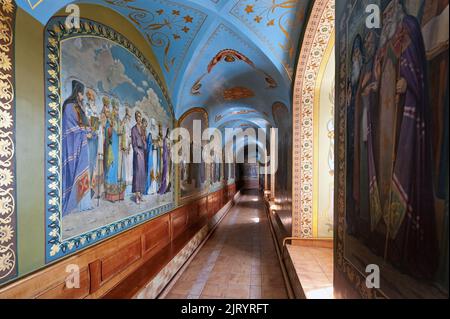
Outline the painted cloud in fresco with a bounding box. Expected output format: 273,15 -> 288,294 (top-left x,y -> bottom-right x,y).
60,37 -> 172,120
62,37 -> 143,94
135,88 -> 171,126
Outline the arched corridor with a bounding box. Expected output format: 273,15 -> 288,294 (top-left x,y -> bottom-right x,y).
163,191 -> 287,299
0,0 -> 448,304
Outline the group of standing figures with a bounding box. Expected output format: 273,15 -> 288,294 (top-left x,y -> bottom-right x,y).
179,147 -> 223,190
61,80 -> 171,216
345,0 -> 444,279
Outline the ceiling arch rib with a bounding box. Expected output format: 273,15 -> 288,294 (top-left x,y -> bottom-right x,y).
235,138 -> 268,163
213,106 -> 273,128
218,118 -> 271,133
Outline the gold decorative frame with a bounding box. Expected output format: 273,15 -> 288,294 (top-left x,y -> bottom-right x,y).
0,0 -> 17,285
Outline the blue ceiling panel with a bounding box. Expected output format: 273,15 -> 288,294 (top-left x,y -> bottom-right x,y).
16,0 -> 312,131
176,23 -> 290,121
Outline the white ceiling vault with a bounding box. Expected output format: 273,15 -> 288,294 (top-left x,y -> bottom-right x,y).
18,0 -> 313,130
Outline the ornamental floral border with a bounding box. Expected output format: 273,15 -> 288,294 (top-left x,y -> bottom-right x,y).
334,0 -> 385,299
292,0 -> 334,239
44,17 -> 175,263
0,0 -> 17,285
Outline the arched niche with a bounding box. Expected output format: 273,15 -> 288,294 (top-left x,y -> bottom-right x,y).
177,107 -> 209,202
292,0 -> 335,239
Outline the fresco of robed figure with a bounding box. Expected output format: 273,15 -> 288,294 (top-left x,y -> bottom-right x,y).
179,110 -> 208,199
342,0 -> 449,298
60,36 -> 174,239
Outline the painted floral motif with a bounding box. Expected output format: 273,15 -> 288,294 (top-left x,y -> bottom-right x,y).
0,251 -> 13,273
0,21 -> 10,42
0,79 -> 11,100
0,110 -> 11,129
0,138 -> 11,157
0,195 -> 12,216
0,0 -> 13,14
0,51 -> 11,70
0,168 -> 12,187
0,225 -> 13,244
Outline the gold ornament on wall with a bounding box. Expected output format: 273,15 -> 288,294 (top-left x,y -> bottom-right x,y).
0,0 -> 16,285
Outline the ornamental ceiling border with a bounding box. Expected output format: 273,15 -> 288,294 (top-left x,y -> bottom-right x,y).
0,0 -> 17,285
292,0 -> 334,238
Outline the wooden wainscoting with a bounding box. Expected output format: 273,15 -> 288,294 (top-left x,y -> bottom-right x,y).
0,184 -> 238,299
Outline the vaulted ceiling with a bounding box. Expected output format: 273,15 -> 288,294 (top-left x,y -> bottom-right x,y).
18,0 -> 312,130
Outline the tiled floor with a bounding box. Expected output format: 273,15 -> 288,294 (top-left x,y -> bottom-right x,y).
164,191 -> 288,299
286,245 -> 334,299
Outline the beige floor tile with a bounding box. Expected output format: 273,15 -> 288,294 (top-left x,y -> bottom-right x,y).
227,273 -> 251,286
207,272 -> 229,286
225,284 -> 250,299
249,285 -> 262,299
250,273 -> 262,286
202,283 -> 227,298
171,280 -> 198,295
261,286 -> 288,299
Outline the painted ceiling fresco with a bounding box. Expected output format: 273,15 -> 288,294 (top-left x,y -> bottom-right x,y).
17,0 -> 312,128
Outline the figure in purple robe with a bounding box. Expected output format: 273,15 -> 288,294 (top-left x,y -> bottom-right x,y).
346,34 -> 364,236
61,80 -> 92,216
131,110 -> 146,203
352,31 -> 379,239
367,0 -> 438,279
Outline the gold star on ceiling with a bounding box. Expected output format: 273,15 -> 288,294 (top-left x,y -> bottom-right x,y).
245,5 -> 254,14
184,15 -> 193,23
254,16 -> 262,23
156,9 -> 164,15
267,19 -> 275,26
182,26 -> 190,33
172,10 -> 180,16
